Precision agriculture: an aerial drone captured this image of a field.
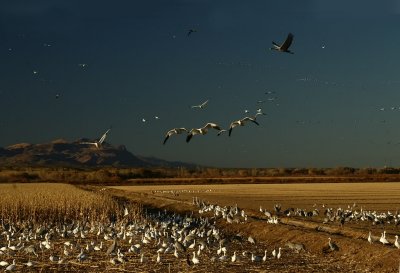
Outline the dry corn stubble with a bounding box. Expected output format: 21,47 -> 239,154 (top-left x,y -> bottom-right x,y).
0,183 -> 141,224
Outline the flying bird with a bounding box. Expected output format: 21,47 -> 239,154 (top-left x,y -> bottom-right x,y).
80,128 -> 111,149
270,33 -> 294,54
191,99 -> 209,109
187,29 -> 197,36
163,128 -> 188,145
217,129 -> 228,136
186,123 -> 221,143
229,116 -> 260,136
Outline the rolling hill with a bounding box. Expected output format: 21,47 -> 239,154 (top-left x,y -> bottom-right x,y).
0,139 -> 196,168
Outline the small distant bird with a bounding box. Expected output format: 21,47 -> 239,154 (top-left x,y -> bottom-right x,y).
191,252 -> 199,264
186,123 -> 221,143
277,247 -> 282,259
187,29 -> 197,36
217,129 -> 227,136
33,70 -> 38,74
4,260 -> 16,272
142,118 -> 146,123
270,33 -> 294,54
106,240 -> 117,255
368,231 -> 373,244
191,99 -> 209,109
55,94 -> 60,99
255,110 -> 266,117
77,249 -> 87,262
80,128 -> 111,149
248,236 -> 256,244
251,253 -> 262,262
154,116 -> 160,120
257,100 -> 265,104
163,128 -> 188,145
328,237 -> 339,251
78,64 -> 88,68
229,116 -> 259,136
379,232 -> 389,245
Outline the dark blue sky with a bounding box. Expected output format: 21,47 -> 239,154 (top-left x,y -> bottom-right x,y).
1,0 -> 400,168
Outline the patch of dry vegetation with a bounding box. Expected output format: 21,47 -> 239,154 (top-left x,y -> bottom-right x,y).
1,166 -> 400,184
0,183 -> 141,224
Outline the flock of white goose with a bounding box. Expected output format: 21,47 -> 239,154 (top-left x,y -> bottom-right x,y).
0,196 -> 307,272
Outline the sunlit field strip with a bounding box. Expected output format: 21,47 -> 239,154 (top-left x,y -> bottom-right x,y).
111,182 -> 400,211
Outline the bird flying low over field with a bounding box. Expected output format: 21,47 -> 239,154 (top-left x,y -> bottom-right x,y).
186,123 -> 221,143
163,128 -> 188,145
191,99 -> 209,109
270,33 -> 294,54
80,128 -> 111,149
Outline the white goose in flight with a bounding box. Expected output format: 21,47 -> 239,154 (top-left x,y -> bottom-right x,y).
191,99 -> 209,109
186,123 -> 221,143
270,33 -> 294,54
229,116 -> 259,136
163,128 -> 188,145
80,128 -> 111,149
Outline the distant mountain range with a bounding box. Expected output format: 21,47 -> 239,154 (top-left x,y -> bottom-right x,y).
0,139 -> 197,168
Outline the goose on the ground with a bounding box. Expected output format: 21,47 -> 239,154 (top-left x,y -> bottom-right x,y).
379,232 -> 389,245
277,247 -> 282,259
231,251 -> 237,262
251,253 -> 262,262
156,252 -> 161,263
368,231 -> 373,244
328,237 -> 339,251
262,250 -> 267,262
5,260 -> 16,272
395,235 -> 400,249
192,251 -> 199,265
106,239 -> 117,255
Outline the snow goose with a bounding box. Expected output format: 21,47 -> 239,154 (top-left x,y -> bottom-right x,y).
186,123 -> 221,142
163,128 -> 188,144
270,33 -> 294,54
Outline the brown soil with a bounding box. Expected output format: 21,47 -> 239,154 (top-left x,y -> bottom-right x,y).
105,182 -> 400,273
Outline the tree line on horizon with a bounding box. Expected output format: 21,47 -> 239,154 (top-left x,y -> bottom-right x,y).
1,166 -> 400,183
